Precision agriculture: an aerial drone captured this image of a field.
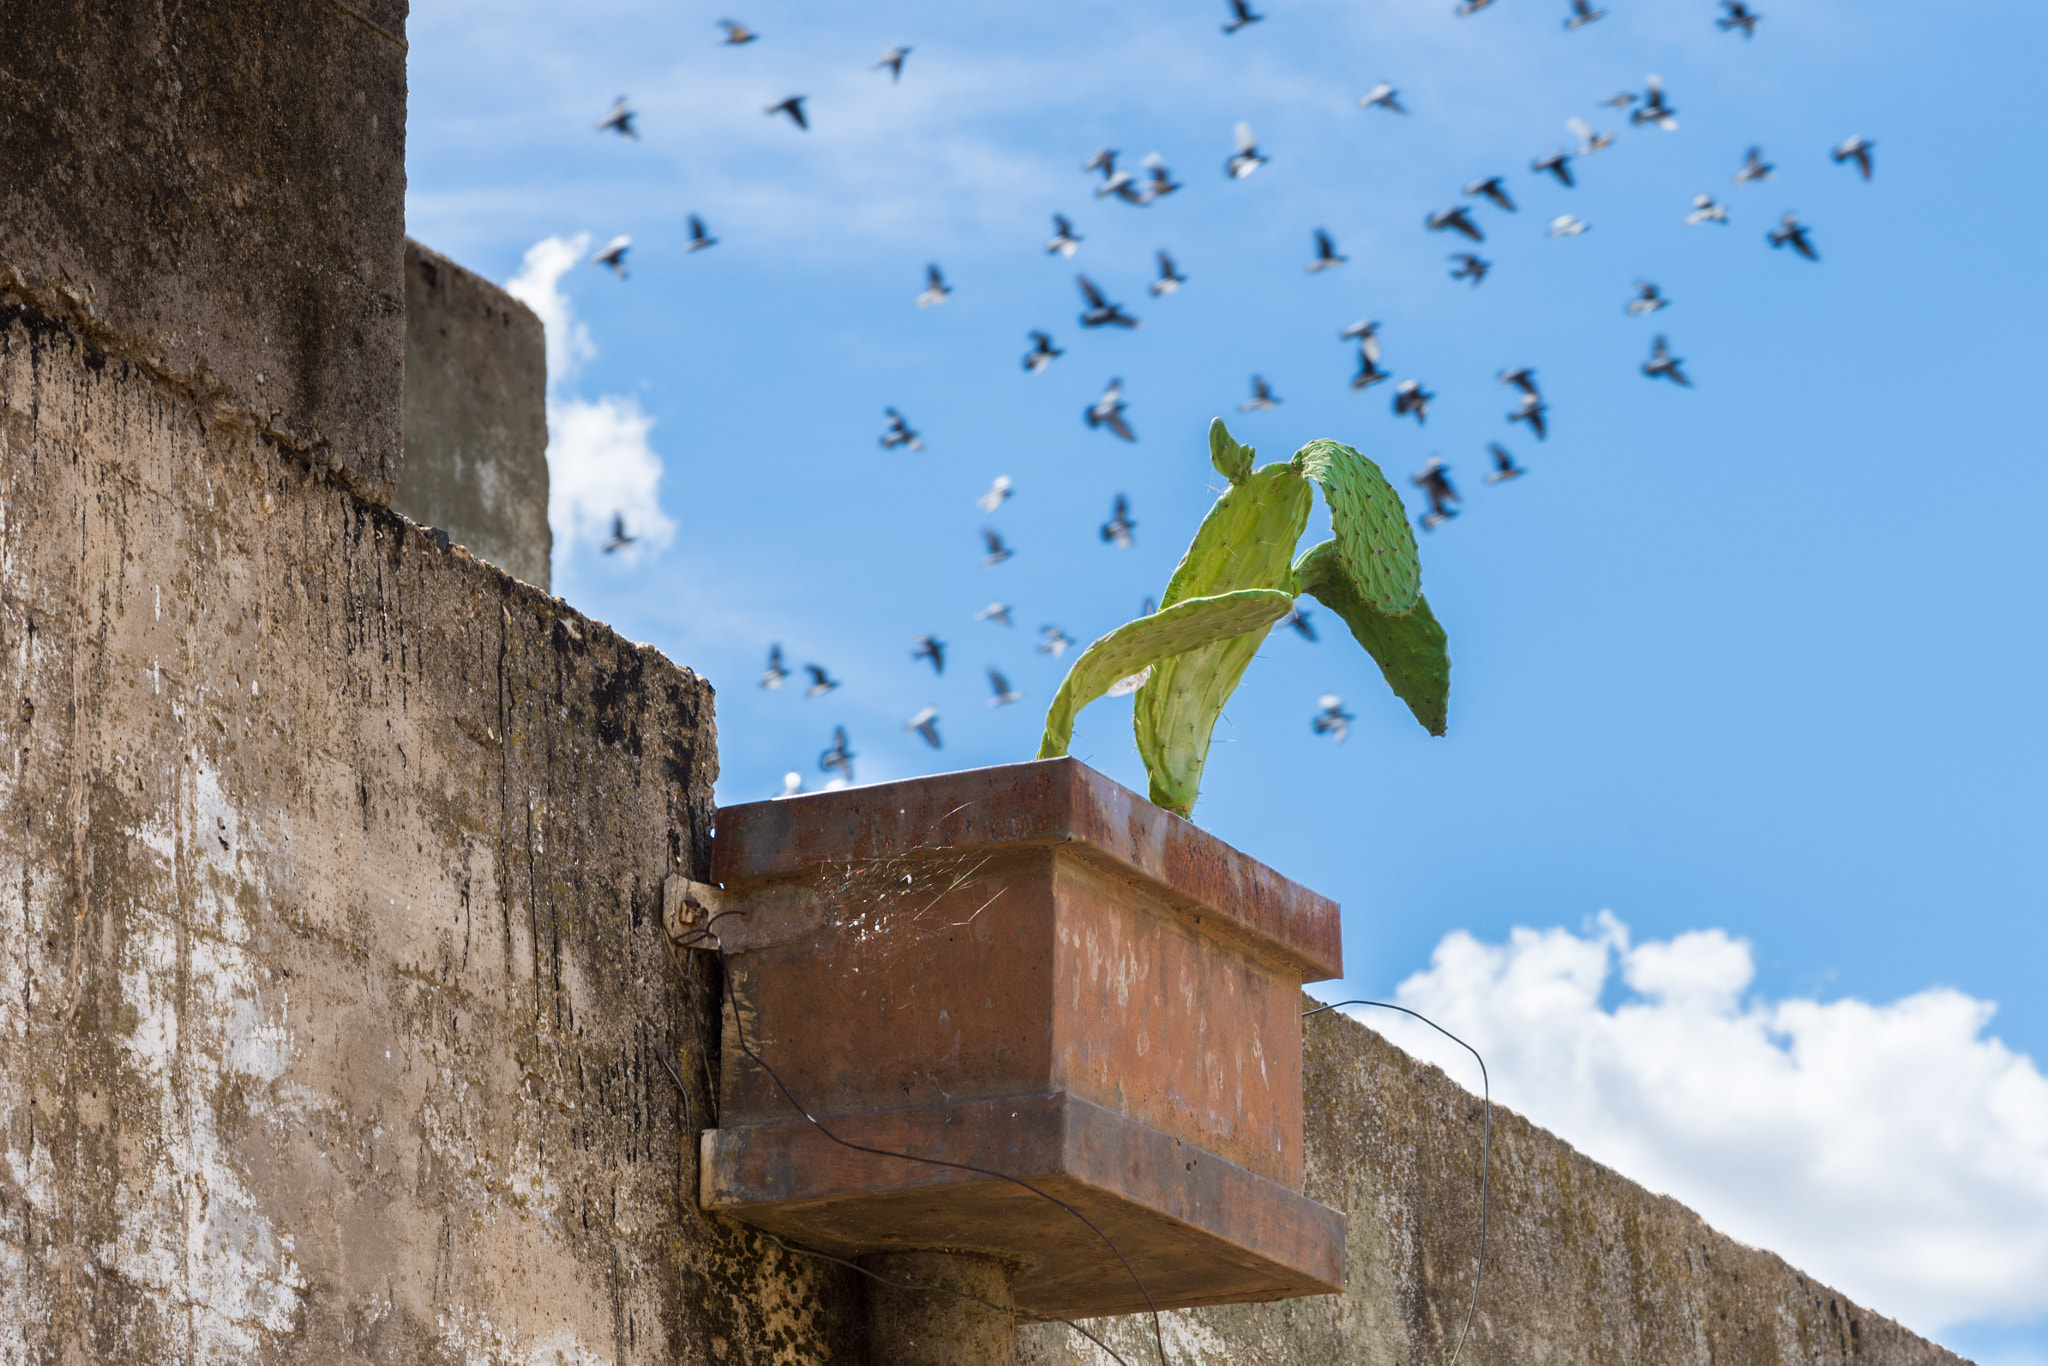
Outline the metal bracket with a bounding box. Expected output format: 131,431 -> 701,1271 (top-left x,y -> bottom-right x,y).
663,874 -> 724,945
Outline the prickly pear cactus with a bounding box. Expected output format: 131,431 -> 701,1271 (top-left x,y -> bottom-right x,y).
1291,440 -> 1420,616
1293,539 -> 1449,735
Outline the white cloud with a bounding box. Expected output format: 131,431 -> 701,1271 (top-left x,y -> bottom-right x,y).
504,234 -> 675,563
1351,913 -> 2048,1336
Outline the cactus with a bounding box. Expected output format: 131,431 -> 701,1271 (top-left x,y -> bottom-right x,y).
1038,417 -> 1449,817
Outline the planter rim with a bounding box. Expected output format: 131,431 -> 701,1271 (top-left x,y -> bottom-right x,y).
712,756 -> 1341,982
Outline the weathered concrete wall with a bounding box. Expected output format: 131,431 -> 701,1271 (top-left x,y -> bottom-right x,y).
397,240 -> 552,591
1018,1005 -> 1969,1365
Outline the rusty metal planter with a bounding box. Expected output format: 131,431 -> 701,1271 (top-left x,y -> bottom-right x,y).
698,757 -> 1346,1319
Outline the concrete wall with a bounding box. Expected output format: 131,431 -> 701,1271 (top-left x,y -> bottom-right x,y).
396,241 -> 552,591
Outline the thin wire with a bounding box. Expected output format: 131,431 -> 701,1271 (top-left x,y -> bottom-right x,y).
650,1037 -> 692,1134
1305,999 -> 1489,1366
757,1231 -> 1136,1366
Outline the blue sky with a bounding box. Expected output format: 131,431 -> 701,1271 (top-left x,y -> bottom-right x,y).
405,0 -> 2048,1357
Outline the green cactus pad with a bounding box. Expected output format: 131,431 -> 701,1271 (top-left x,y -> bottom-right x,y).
1209,416 -> 1254,485
1133,627 -> 1269,816
1292,440 -> 1421,615
1294,539 -> 1449,735
1158,460 -> 1313,612
1036,588 -> 1297,760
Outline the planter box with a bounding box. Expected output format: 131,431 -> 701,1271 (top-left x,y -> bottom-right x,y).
698,758 -> 1346,1318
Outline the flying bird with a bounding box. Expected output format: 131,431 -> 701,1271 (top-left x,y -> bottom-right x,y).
1533,150 -> 1575,187
1632,76 -> 1678,130
1548,214 -> 1589,237
1101,494 -> 1137,547
1023,331 -> 1063,374
1086,378 -> 1136,441
905,706 -> 942,749
1564,0 -> 1606,27
1832,135 -> 1874,180
1411,457 -> 1460,531
874,45 -> 911,81
1312,694 -> 1353,741
1449,253 -> 1490,286
805,664 -> 840,698
911,634 -> 945,674
1393,379 -> 1433,425
1641,335 -> 1691,386
1151,250 -> 1188,295
1627,281 -> 1669,315
1226,122 -> 1267,178
916,264 -> 952,308
597,97 -> 637,139
760,644 -> 788,690
1307,229 -> 1348,272
1345,321 -> 1389,390
1600,91 -> 1639,109
1428,205 -> 1485,242
1084,148 -> 1141,203
1046,214 -> 1083,258
682,215 -> 718,253
977,475 -> 1013,512
765,95 -> 807,129
719,19 -> 759,44
1360,83 -> 1407,114
1038,626 -> 1075,658
1717,2 -> 1760,37
1456,0 -> 1498,14
1508,392 -> 1548,440
1567,117 -> 1614,154
601,513 -> 636,553
981,529 -> 1015,569
1735,147 -> 1776,185
1077,276 -> 1140,329
1352,349 -> 1391,391
1498,367 -> 1540,397
1768,212 -> 1818,260
1285,606 -> 1317,641
819,727 -> 854,783
589,236 -> 631,276
1221,0 -> 1264,32
1239,376 -> 1281,412
879,408 -> 924,451
1465,176 -> 1516,212
1686,193 -> 1729,225
1140,154 -> 1184,203
1486,442 -> 1526,483
975,602 -> 1014,627
987,668 -> 1023,707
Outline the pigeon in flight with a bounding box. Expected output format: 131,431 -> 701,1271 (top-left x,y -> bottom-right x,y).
1533,150 -> 1575,187
1077,276 -> 1140,329
1140,154 -> 1184,202
765,95 -> 807,129
981,529 -> 1015,569
1627,281 -> 1669,315
1393,379 -> 1433,425
1632,76 -> 1678,130
1428,205 -> 1485,242
601,513 -> 636,552
1151,250 -> 1188,295
1239,376 -> 1281,412
1465,176 -> 1516,212
1101,494 -> 1137,547
683,215 -> 718,253
719,19 -> 759,44
1285,606 -> 1318,641
977,475 -> 1014,512
1023,332 -> 1063,374
1084,148 -> 1140,203
1222,0 -> 1264,33
1641,335 -> 1691,386
597,97 -> 637,139
1717,1 -> 1760,37
879,408 -> 924,451
1564,0 -> 1606,27
1498,366 -> 1540,398
1226,122 -> 1267,179
1046,214 -> 1083,258
590,236 -> 631,276
1038,626 -> 1076,658
1686,193 -> 1730,225
1486,442 -> 1526,483
1352,349 -> 1392,391
805,664 -> 841,698
1360,82 -> 1407,114
912,634 -> 946,674
1345,321 -> 1389,390
1449,253 -> 1490,286
1508,392 -> 1548,440
1769,212 -> 1818,260
1086,379 -> 1136,441
1735,147 -> 1776,185
1140,597 -> 1158,616
1311,695 -> 1353,742
905,707 -> 942,749
819,727 -> 855,783
1567,117 -> 1615,155
988,668 -> 1023,707
1832,135 -> 1874,180
1456,0 -> 1498,14
1600,91 -> 1639,109
976,602 -> 1014,627
874,45 -> 911,81
916,264 -> 952,308
761,645 -> 789,690
1548,214 -> 1589,237
1307,229 -> 1349,272
1411,457 -> 1460,530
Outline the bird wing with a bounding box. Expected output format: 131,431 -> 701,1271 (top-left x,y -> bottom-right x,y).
1234,121 -> 1257,151
1104,410 -> 1135,442
1077,275 -> 1106,308
983,530 -> 1002,553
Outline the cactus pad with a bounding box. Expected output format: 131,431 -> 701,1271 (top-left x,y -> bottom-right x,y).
1292,440 -> 1421,615
1209,416 -> 1254,485
1294,539 -> 1449,735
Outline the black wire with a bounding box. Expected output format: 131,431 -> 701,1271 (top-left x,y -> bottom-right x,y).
650,1037 -> 692,1134
1304,999 -> 1489,1366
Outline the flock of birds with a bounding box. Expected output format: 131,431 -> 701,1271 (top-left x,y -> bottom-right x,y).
576,2 -> 1875,793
